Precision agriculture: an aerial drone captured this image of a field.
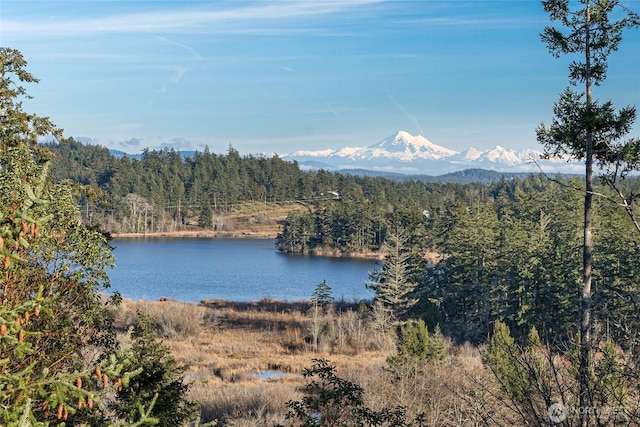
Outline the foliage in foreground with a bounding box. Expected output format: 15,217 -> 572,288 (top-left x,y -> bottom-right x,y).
482,321 -> 637,426
537,0 -> 640,419
278,359 -> 426,427
111,315 -> 198,427
0,47 -> 197,426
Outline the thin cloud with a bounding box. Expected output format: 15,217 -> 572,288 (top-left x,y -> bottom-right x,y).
402,16 -> 537,27
388,95 -> 424,136
168,66 -> 188,83
156,67 -> 188,95
120,138 -> 143,148
153,36 -> 204,60
3,0 -> 386,37
160,137 -> 193,151
326,102 -> 340,117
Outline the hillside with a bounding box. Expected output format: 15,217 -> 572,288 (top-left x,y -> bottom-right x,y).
111,201 -> 305,239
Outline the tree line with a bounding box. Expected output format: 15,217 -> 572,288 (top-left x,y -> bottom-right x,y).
360,1 -> 640,425
46,140 -> 305,233
45,137 -> 498,237
281,173 -> 640,345
42,90 -> 640,352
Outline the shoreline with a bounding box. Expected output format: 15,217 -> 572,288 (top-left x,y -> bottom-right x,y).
109,231 -> 438,262
110,229 -> 385,260
110,229 -> 278,239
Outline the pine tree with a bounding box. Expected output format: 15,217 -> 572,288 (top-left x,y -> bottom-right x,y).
537,1 -> 639,417
395,319 -> 446,363
309,280 -> 333,351
111,316 -> 197,427
484,321 -> 529,403
431,199 -> 500,342
0,47 -> 181,426
312,279 -> 333,308
366,223 -> 422,322
0,46 -> 119,424
198,202 -> 213,229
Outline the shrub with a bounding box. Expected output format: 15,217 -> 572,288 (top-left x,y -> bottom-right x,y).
110,315 -> 198,427
0,46 -> 134,426
279,359 -> 425,427
396,319 -> 446,362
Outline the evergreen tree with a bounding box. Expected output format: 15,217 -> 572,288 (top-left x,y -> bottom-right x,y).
484,321 -> 529,403
112,316 -> 197,427
309,280 -> 333,352
592,193 -> 640,349
395,319 -> 446,363
280,359 -> 422,427
430,199 -> 500,342
312,279 -> 333,308
0,47 -> 186,426
276,211 -> 316,254
198,202 -> 213,229
366,223 -> 422,323
537,0 -> 639,416
0,46 -> 120,424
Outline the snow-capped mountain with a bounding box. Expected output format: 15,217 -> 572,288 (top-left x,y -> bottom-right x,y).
451,146 -> 545,168
342,130 -> 459,161
288,131 -> 458,162
283,131 -> 577,175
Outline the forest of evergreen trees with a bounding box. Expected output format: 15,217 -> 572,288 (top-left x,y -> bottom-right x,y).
45,138 -> 640,349
45,138 -> 492,236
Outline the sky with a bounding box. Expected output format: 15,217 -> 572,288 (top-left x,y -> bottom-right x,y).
1,1 -> 639,155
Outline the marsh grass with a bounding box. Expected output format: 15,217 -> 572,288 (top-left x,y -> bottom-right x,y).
112,299 -> 209,339
113,298 -> 498,425
192,381 -> 296,426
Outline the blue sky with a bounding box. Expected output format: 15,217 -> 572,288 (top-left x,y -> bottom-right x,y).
1,1 -> 639,155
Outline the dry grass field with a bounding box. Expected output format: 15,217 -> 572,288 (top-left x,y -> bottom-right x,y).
111,201 -> 306,239
111,298 -> 500,426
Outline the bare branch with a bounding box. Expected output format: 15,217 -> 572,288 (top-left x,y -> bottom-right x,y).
529,158 -> 630,208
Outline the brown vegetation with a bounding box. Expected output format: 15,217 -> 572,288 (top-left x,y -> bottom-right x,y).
111,298 -> 505,426
111,201 -> 305,239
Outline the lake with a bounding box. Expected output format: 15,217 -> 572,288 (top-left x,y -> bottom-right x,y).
107,238 -> 379,303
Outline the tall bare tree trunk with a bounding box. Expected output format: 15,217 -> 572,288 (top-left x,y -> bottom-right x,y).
579,2 -> 593,424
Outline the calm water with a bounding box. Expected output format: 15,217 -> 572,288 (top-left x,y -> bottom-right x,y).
107,238 -> 378,303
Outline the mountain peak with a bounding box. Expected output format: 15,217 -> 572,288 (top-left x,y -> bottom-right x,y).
371,131 -> 459,160
284,130 -> 572,175
457,145 -> 522,165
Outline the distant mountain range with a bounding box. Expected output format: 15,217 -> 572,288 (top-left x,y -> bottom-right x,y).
282,130 -> 582,175
103,130 -> 583,178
